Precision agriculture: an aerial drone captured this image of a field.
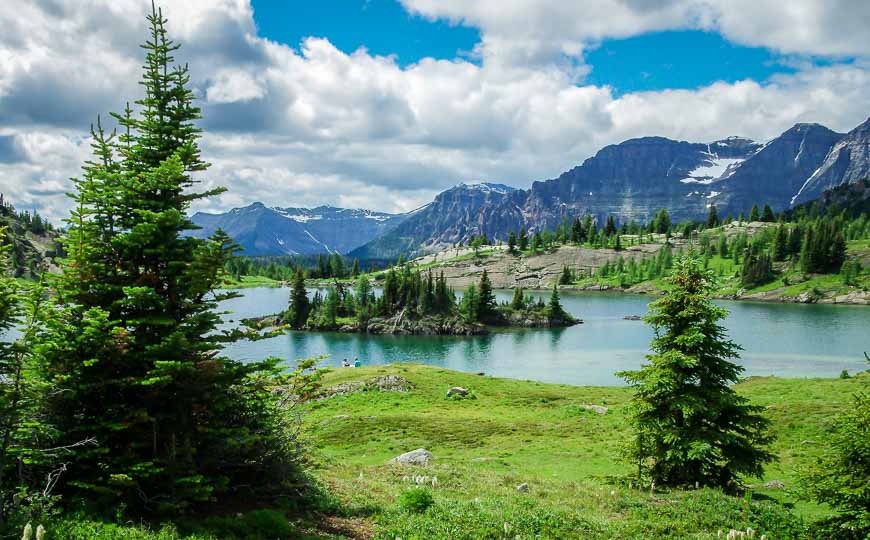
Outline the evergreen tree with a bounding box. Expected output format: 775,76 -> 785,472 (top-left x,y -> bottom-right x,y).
717,234 -> 729,258
36,6 -> 308,512
510,287 -> 525,310
605,215 -> 617,236
571,217 -> 583,244
459,284 -> 480,322
518,228 -> 528,251
787,224 -> 803,258
316,254 -> 327,277
0,230 -> 50,527
288,267 -> 310,329
706,204 -> 719,228
749,205 -> 760,222
559,265 -> 574,285
772,225 -> 788,261
761,204 -> 775,223
803,388 -> 870,538
619,257 -> 774,488
317,288 -> 339,328
741,244 -> 774,288
546,284 -> 567,320
614,234 -> 622,251
507,230 -> 517,253
651,209 -> 671,234
434,271 -> 453,314
354,274 -> 374,325
477,269 -> 497,322
351,258 -> 360,277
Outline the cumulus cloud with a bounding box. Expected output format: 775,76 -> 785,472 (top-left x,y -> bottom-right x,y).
0,0 -> 869,225
402,0 -> 870,60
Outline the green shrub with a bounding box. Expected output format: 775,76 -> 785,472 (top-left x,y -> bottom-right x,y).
398,488 -> 434,514
197,510 -> 293,539
803,391 -> 870,538
46,520 -> 213,540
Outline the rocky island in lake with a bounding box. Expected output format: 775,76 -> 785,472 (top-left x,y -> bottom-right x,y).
245,267 -> 580,336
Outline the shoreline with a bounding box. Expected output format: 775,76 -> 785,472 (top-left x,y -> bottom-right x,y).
223,279 -> 870,306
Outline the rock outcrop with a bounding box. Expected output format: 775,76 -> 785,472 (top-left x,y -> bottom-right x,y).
792,117 -> 870,205
390,448 -> 433,467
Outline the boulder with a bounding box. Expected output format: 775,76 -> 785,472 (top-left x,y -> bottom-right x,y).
390,448 -> 433,467
447,387 -> 470,398
516,483 -> 530,493
582,404 -> 608,415
763,480 -> 785,489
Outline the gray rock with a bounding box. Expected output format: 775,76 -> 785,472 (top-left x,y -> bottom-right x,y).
763,480 -> 785,489
796,291 -> 817,304
582,404 -> 609,415
516,483 -> 530,493
369,375 -> 413,393
390,448 -> 433,467
447,387 -> 470,397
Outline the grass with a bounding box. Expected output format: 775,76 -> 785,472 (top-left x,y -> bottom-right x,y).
296,364 -> 867,538
220,275 -> 283,289
569,249 -> 868,302
35,364 -> 866,538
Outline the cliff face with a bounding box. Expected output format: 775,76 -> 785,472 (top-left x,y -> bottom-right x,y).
713,124 -> 844,215
518,136 -> 762,229
349,183 -> 518,260
791,117 -> 870,205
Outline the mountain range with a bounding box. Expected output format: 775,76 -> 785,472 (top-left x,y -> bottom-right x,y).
189,203 -> 407,256
192,116 -> 870,258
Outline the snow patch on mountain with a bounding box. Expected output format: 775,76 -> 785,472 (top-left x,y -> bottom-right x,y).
460,182 -> 516,194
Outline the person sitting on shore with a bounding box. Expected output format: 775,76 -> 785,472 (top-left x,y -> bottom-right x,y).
341,358 -> 350,368
354,357 -> 361,368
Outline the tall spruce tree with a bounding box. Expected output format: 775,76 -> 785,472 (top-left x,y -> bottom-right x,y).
37,5 -> 305,514
477,269 -> 497,322
706,204 -> 719,228
546,284 -> 567,320
288,267 -> 310,329
518,228 -> 528,251
749,205 -> 760,222
619,257 -> 774,488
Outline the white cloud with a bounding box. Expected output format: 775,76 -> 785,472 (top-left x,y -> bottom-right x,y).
402,0 -> 870,60
206,69 -> 266,104
0,0 -> 869,225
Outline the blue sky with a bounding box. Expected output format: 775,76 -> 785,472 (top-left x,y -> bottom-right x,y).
250,0 -> 846,94
251,0 -> 480,65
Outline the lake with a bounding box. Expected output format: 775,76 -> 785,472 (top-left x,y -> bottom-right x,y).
221,287 -> 869,386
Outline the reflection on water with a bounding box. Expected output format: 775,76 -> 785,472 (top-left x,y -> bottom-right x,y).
222,287 -> 869,386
